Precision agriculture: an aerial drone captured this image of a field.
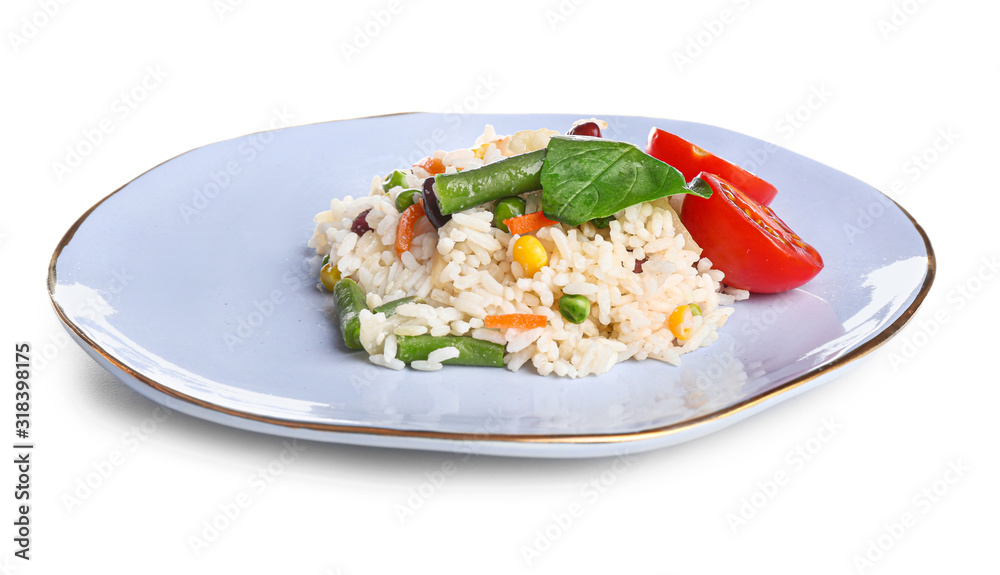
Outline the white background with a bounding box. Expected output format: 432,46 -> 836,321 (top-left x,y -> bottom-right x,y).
3,0 -> 998,573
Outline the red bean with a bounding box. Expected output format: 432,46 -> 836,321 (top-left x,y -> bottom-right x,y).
351,209 -> 373,235
568,122 -> 602,138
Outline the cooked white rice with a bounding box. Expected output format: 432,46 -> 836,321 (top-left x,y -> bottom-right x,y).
308,123 -> 748,377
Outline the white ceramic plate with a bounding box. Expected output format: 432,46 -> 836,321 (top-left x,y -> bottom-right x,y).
48,113 -> 934,458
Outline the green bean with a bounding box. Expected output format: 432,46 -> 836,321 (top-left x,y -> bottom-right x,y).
395,188 -> 422,212
372,296 -> 416,318
382,169 -> 409,192
558,294 -> 592,324
396,335 -> 505,367
333,278 -> 367,349
493,196 -> 527,233
432,149 -> 546,215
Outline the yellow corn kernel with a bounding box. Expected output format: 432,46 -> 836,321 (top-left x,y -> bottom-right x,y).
472,143 -> 490,159
668,303 -> 701,341
320,262 -> 341,292
513,235 -> 548,278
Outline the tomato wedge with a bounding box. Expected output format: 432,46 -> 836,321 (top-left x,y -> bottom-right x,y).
681,172 -> 822,293
646,128 -> 778,205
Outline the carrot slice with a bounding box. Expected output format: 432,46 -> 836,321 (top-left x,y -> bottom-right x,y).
503,211 -> 558,235
484,313 -> 547,329
415,156 -> 446,175
395,201 -> 426,257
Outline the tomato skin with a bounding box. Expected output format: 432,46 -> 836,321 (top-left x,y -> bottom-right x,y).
680,173 -> 823,293
646,128 -> 778,205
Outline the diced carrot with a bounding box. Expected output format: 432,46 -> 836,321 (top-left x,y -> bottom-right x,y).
395,201 -> 425,257
415,156 -> 446,175
503,211 -> 558,235
484,313 -> 547,329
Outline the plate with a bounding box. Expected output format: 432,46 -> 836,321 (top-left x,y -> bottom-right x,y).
48,113 -> 934,458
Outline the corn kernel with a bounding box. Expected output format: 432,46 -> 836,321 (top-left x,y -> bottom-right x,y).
513,235 -> 548,278
472,143 -> 490,159
668,303 -> 701,341
320,263 -> 341,292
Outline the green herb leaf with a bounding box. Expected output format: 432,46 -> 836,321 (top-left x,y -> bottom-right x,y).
540,136 -> 708,226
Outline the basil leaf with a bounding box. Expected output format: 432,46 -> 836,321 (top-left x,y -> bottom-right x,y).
540,136 -> 708,226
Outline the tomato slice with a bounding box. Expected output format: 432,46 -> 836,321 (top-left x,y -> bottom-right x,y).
646,128 -> 778,205
681,172 -> 822,293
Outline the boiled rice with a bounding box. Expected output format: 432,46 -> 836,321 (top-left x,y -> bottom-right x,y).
308,123 -> 749,377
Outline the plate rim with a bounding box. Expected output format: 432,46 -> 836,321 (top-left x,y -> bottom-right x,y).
47,111 -> 937,446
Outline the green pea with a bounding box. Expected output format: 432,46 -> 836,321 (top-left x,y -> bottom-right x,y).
493,196 -> 527,233
382,170 -> 409,192
395,188 -> 422,212
558,294 -> 591,324
591,216 -> 611,229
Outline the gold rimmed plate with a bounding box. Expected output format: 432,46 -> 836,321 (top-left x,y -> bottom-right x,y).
48,113 -> 933,457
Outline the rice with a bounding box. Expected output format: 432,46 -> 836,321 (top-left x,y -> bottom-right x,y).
308,123 -> 746,377
427,346 -> 461,363
410,360 -> 443,371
